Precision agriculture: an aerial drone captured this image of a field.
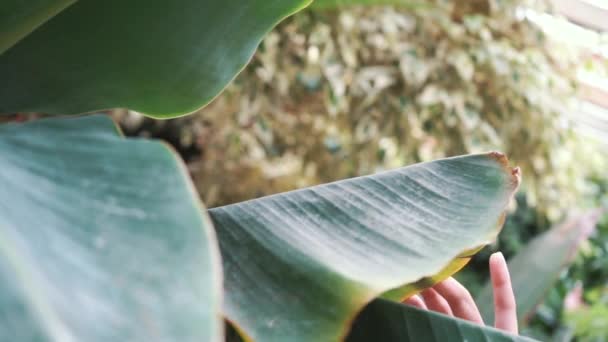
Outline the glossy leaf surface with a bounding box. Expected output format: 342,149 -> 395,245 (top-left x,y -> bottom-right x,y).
210,152 -> 520,341
0,0 -> 310,117
0,115 -> 223,341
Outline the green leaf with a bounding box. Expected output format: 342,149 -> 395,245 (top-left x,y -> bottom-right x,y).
0,0 -> 310,118
347,298 -> 536,341
0,115 -> 223,341
210,152 -> 520,341
0,0 -> 75,54
476,210 -> 603,325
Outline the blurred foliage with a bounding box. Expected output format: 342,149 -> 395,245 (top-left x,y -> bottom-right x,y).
566,303 -> 608,342
561,190 -> 608,342
117,0 -> 588,220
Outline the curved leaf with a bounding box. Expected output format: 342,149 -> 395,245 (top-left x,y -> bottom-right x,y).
0,115 -> 223,341
347,298 -> 536,341
476,210 -> 604,325
0,0 -> 310,118
0,0 -> 75,54
210,152 -> 520,341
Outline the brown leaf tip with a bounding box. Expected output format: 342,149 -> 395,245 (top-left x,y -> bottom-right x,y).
487,151 -> 521,190
511,166 -> 521,177
510,166 -> 522,190
488,151 -> 508,167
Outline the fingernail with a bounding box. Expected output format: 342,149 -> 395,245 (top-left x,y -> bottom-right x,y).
490,251 -> 505,263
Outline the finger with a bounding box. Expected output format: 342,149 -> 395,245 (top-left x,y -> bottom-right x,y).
490,252 -> 518,334
402,294 -> 427,310
433,277 -> 484,325
421,288 -> 453,316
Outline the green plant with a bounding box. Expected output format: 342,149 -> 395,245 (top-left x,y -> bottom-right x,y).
0,1 -> 550,341
560,185 -> 608,341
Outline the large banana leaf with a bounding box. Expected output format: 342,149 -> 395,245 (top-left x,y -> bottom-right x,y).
0,0 -> 310,118
0,115 -> 222,341
476,210 -> 603,326
210,152 -> 521,341
347,298 -> 535,341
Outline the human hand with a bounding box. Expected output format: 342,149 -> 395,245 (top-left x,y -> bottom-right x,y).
403,252 -> 518,334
